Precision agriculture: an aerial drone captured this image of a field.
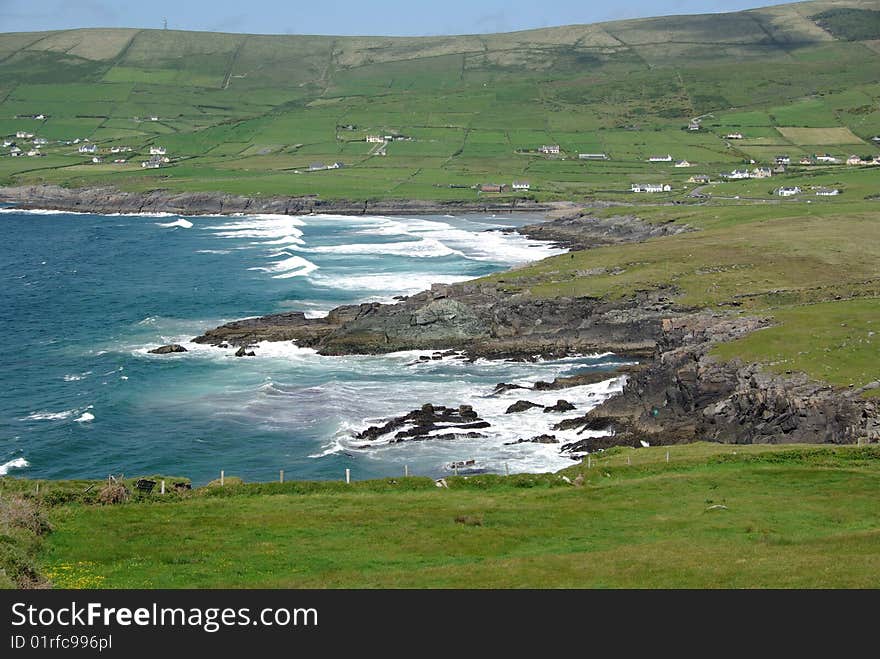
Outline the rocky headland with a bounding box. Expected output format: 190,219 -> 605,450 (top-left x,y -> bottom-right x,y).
8,184 -> 876,450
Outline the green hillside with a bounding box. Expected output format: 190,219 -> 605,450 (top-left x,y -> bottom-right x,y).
1,0 -> 879,201
4,444 -> 880,588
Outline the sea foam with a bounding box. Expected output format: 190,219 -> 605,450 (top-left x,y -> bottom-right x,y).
0,457 -> 29,475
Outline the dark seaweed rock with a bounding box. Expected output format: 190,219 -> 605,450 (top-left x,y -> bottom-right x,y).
505,400 -> 545,414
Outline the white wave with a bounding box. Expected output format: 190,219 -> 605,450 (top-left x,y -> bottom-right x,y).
195,249 -> 231,254
295,237 -> 463,259
155,218 -> 193,229
309,272 -> 471,294
0,208 -> 82,215
63,371 -> 92,382
0,457 -> 29,475
24,410 -> 75,421
319,375 -> 627,474
248,255 -> 318,279
75,412 -> 95,423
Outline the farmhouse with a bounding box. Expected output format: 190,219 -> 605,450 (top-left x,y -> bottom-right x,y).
91,156 -> 103,164
33,137 -> 48,146
774,155 -> 790,165
578,153 -> 608,160
479,184 -> 506,193
27,149 -> 41,157
687,174 -> 711,184
724,169 -> 751,180
725,132 -> 743,139
846,155 -> 865,165
15,131 -> 34,139
539,145 -> 560,155
328,162 -> 344,169
2,140 -> 13,147
149,146 -> 166,155
687,121 -> 701,131
365,135 -> 384,143
775,186 -> 801,197
631,183 -> 671,193
512,181 -> 531,190
675,160 -> 692,168
78,144 -> 97,154
799,156 -> 814,165
309,162 -> 326,171
815,154 -> 838,163
751,167 -> 773,179
814,187 -> 840,196
648,154 -> 673,162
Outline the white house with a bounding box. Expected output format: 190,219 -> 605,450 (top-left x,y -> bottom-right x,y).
27,149 -> 40,157
674,160 -> 692,168
776,186 -> 801,197
91,156 -> 103,164
2,140 -> 13,147
78,144 -> 97,154
815,187 -> 840,196
328,162 -> 344,169
688,174 -> 711,184
687,121 -> 701,131
365,135 -> 384,143
774,155 -> 790,165
512,181 -> 531,190
631,183 -> 671,193
539,144 -> 560,155
578,153 -> 608,160
35,114 -> 45,120
149,116 -> 159,121
149,146 -> 166,155
725,169 -> 751,180
815,154 -> 838,163
799,156 -> 814,165
846,155 -> 864,165
725,132 -> 743,140
648,154 -> 673,162
15,131 -> 34,139
751,167 -> 773,179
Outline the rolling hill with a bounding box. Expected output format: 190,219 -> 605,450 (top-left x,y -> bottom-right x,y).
0,0 -> 879,200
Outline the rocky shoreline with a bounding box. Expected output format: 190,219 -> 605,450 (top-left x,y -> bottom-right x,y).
0,184 -> 560,216
8,184 -> 876,450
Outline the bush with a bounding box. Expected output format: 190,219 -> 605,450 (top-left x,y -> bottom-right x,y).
0,496 -> 51,536
98,482 -> 129,505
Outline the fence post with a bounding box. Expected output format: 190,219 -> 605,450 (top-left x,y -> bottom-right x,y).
627,455 -> 631,466
666,451 -> 670,463
505,462 -> 509,477
280,470 -> 284,483
587,455 -> 592,469
160,480 -> 165,495
404,465 -> 409,478
345,468 -> 350,484
220,470 -> 225,487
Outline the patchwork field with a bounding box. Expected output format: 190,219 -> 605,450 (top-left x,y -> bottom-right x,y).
0,1 -> 877,201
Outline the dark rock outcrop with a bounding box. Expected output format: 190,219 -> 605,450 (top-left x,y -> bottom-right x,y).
544,399 -> 576,413
148,344 -> 187,354
509,213 -> 691,251
560,314 -> 880,448
355,404 -> 490,444
234,346 -> 256,357
505,434 -> 559,445
505,400 -> 544,414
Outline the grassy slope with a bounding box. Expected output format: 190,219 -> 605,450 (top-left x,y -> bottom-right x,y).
0,1 -> 878,202
16,443 -> 880,588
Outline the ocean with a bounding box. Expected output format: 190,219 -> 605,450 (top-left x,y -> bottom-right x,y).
0,208 -> 629,484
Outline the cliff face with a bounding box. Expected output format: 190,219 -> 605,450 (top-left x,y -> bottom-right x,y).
556,314 -> 880,449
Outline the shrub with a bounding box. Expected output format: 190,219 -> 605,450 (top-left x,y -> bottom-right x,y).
98,482 -> 129,505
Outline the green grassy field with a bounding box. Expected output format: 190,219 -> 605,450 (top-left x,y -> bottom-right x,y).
3,443 -> 879,588
1,0 -> 878,201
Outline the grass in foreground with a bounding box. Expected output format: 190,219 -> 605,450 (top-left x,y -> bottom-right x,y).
15,443 -> 880,588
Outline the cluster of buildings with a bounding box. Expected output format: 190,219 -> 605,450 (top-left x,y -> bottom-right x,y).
631,183 -> 672,193
477,181 -> 532,193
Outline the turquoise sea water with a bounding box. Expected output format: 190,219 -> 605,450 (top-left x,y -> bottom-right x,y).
0,208 -> 628,484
